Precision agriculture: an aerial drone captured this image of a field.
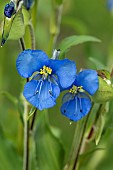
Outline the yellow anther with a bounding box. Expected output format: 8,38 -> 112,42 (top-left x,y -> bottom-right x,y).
69,85 -> 77,94
69,85 -> 84,94
39,65 -> 52,77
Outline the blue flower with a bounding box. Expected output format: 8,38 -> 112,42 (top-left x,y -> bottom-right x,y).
107,0 -> 113,11
4,1 -> 15,18
16,49 -> 76,110
23,0 -> 35,10
61,69 -> 99,121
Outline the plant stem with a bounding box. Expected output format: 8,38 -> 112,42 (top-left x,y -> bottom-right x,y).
64,105 -> 94,170
72,114 -> 90,170
19,38 -> 30,170
47,3 -> 63,55
19,38 -> 26,51
23,101 -> 30,170
28,23 -> 36,50
30,108 -> 37,131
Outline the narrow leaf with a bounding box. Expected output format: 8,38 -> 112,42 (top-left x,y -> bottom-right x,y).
58,35 -> 101,58
0,91 -> 18,105
34,111 -> 65,170
27,106 -> 37,120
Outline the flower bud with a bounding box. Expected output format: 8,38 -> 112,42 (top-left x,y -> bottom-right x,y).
92,70 -> 113,103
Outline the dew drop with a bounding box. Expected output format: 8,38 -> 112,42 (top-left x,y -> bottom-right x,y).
69,121 -> 73,125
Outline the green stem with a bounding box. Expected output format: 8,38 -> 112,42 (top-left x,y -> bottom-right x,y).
19,38 -> 26,51
23,100 -> 30,170
30,108 -> 37,131
28,23 -> 36,50
19,38 -> 29,170
47,4 -> 63,56
64,105 -> 94,170
72,114 -> 90,170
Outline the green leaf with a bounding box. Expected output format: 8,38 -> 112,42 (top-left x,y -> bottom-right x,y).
34,110 -> 65,170
0,6 -> 30,45
22,7 -> 31,26
89,57 -> 107,70
8,11 -> 25,40
62,17 -> 88,34
27,106 -> 37,120
0,91 -> 18,105
0,11 -> 25,45
58,35 -> 101,58
94,104 -> 108,145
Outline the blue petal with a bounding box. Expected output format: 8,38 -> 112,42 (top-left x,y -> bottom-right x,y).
49,59 -> 76,88
24,0 -> 35,10
16,49 -> 49,78
4,2 -> 15,18
74,69 -> 99,95
107,0 -> 113,10
23,79 -> 60,110
61,92 -> 92,121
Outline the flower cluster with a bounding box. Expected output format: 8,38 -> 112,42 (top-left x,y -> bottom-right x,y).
16,49 -> 99,121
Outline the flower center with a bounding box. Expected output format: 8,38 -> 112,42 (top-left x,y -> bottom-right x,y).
39,65 -> 52,79
69,85 -> 84,94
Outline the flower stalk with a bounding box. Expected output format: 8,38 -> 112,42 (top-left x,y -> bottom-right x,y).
23,100 -> 30,170
64,104 -> 94,170
19,38 -> 30,170
47,3 -> 63,55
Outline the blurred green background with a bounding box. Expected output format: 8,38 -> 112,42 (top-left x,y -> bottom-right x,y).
0,0 -> 113,170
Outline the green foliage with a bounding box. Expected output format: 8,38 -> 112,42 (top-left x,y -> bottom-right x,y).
54,0 -> 63,5
0,0 -> 113,170
0,126 -> 22,170
58,35 -> 101,58
0,90 -> 18,105
0,2 -> 30,45
94,104 -> 108,145
34,111 -> 65,170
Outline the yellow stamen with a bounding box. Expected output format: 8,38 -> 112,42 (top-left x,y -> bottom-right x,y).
39,65 -> 52,78
69,85 -> 84,94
